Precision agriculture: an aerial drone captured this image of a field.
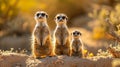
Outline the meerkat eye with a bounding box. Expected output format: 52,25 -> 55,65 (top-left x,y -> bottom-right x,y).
36,13 -> 40,17
62,16 -> 66,19
73,32 -> 76,35
41,13 -> 45,16
77,32 -> 80,35
57,17 -> 60,19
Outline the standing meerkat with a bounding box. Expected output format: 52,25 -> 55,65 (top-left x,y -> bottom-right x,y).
54,13 -> 71,56
71,30 -> 83,57
32,11 -> 54,59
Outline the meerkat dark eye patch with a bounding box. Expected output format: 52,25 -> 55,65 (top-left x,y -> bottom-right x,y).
57,16 -> 66,20
57,17 -> 60,19
62,16 -> 66,19
36,13 -> 40,17
77,32 -> 80,35
41,13 -> 45,16
73,32 -> 76,35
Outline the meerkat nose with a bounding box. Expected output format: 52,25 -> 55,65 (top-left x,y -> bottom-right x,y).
38,15 -> 42,18
59,18 -> 62,21
59,18 -> 64,22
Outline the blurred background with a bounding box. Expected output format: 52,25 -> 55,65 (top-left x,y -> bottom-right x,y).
0,0 -> 120,55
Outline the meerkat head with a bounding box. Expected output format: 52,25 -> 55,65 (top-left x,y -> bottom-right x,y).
34,11 -> 48,22
54,13 -> 68,25
72,31 -> 82,39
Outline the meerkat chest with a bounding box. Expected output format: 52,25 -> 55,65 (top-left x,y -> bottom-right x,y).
72,40 -> 82,52
35,24 -> 49,33
55,27 -> 69,36
72,40 -> 81,47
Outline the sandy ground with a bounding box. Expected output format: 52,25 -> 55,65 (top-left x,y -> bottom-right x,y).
0,53 -> 120,67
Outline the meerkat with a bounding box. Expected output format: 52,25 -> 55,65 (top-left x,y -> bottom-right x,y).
71,30 -> 83,57
31,11 -> 54,59
54,13 -> 71,56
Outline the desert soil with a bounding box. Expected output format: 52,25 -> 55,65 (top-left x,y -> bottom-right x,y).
0,53 -> 120,67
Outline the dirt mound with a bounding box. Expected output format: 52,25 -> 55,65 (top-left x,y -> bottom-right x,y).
0,53 -> 119,67
0,53 -> 28,67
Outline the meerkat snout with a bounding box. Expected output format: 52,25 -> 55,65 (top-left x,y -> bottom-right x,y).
55,13 -> 68,24
35,11 -> 48,22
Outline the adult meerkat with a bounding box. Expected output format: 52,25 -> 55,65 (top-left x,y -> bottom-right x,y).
71,31 -> 83,57
32,11 -> 54,59
54,13 -> 71,56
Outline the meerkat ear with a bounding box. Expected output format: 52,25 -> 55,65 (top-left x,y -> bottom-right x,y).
54,17 -> 56,21
66,16 -> 68,21
80,32 -> 82,36
46,14 -> 48,18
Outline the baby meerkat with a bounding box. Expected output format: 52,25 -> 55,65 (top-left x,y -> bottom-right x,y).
71,30 -> 83,57
32,11 -> 54,59
54,13 -> 71,56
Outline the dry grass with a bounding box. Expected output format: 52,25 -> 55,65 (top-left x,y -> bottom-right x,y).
97,44 -> 120,58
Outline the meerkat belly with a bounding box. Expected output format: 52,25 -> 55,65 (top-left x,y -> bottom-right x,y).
55,28 -> 70,55
60,28 -> 68,45
56,44 -> 69,49
34,26 -> 50,56
75,43 -> 80,52
56,45 -> 69,54
35,45 -> 50,54
72,40 -> 82,56
56,41 -> 70,54
40,26 -> 49,45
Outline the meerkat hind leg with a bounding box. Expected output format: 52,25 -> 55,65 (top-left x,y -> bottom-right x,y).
45,38 -> 55,57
